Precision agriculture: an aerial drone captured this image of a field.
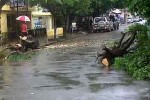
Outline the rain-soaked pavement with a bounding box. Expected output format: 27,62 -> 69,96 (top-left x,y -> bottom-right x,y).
0,24 -> 150,100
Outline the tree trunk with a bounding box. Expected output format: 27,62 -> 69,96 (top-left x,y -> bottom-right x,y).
63,15 -> 68,38
53,17 -> 57,39
96,31 -> 138,67
66,15 -> 70,33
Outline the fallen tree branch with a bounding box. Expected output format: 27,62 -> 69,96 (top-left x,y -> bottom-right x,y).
96,31 -> 138,67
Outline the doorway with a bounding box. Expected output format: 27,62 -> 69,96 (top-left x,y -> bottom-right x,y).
7,14 -> 18,39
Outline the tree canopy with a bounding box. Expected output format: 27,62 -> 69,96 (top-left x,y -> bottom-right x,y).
29,0 -> 92,16
127,0 -> 150,19
90,0 -> 114,16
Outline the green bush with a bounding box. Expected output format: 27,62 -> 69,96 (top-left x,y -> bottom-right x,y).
114,46 -> 150,80
114,24 -> 150,80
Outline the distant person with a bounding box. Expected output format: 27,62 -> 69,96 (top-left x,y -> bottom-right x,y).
71,21 -> 77,33
90,18 -> 93,26
109,14 -> 115,22
21,21 -> 28,36
34,18 -> 42,29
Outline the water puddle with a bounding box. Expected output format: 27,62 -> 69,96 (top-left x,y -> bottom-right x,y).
34,72 -> 81,89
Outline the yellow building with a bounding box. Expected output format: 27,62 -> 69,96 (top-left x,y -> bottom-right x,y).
0,4 -> 31,39
0,4 -> 53,39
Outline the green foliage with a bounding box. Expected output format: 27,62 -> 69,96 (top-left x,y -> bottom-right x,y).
128,24 -> 149,46
114,24 -> 150,80
127,23 -> 148,33
74,0 -> 91,16
29,0 -> 92,16
127,0 -> 150,19
114,46 -> 150,80
7,52 -> 37,61
111,0 -> 126,9
147,25 -> 150,39
29,0 -> 116,18
8,54 -> 32,61
90,0 -> 114,16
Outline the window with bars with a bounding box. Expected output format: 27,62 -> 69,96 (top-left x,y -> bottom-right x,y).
10,0 -> 27,7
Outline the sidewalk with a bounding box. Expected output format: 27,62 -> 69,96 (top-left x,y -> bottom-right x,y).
0,32 -> 87,51
39,32 -> 87,47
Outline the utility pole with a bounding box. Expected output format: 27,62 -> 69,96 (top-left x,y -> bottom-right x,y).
26,0 -> 28,12
124,8 -> 127,24
16,0 -> 19,35
16,0 -> 19,17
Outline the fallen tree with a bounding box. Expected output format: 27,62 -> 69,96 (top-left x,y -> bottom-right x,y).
0,35 -> 40,60
96,24 -> 148,68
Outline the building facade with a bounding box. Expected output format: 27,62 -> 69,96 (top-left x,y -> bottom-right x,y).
0,4 -> 53,39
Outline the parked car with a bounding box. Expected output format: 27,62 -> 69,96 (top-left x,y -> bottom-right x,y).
135,19 -> 147,25
133,17 -> 140,22
127,17 -> 133,23
92,17 -> 114,32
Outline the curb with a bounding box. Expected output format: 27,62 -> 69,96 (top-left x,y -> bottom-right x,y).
0,32 -> 87,51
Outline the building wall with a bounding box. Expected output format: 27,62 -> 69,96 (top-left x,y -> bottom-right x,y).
1,4 -> 10,33
1,5 -> 53,38
0,13 -> 8,33
50,16 -> 53,29
2,5 -> 11,11
31,12 -> 53,32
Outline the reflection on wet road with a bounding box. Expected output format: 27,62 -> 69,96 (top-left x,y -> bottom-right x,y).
0,26 -> 150,100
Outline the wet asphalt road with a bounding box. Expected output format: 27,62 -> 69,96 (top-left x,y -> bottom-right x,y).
0,24 -> 150,100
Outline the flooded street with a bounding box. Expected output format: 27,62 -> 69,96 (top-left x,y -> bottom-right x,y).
0,25 -> 150,100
